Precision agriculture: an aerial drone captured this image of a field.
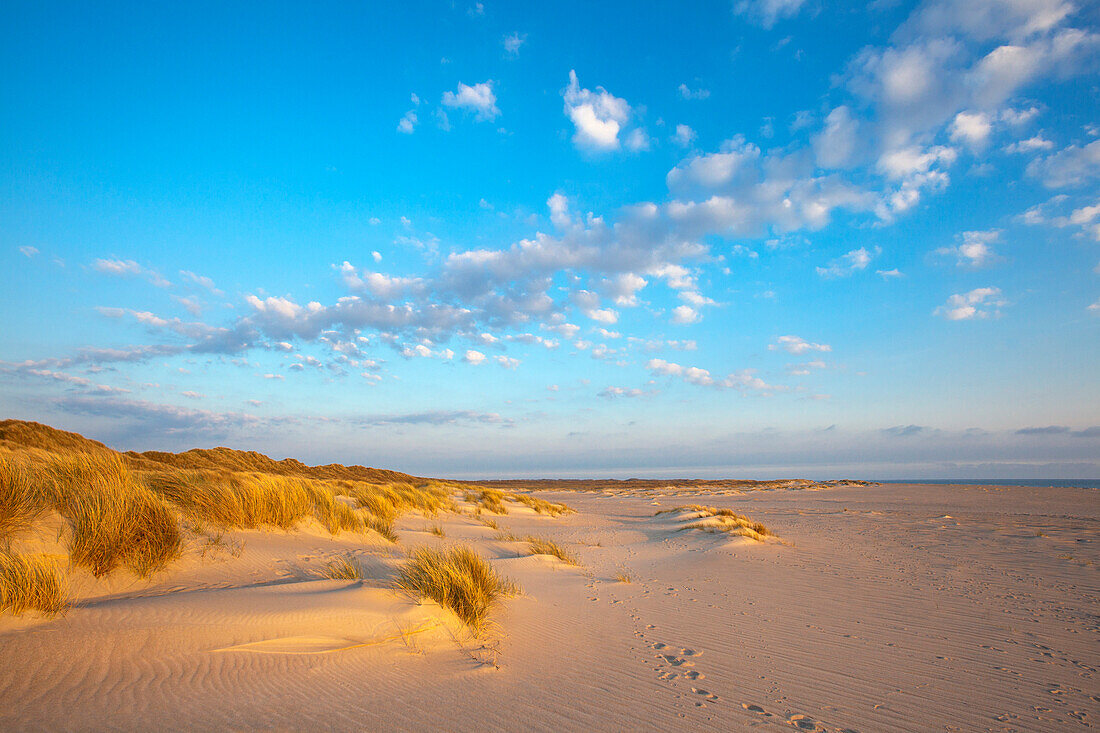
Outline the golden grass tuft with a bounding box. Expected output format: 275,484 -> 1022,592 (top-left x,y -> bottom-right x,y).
0,456 -> 51,537
526,536 -> 580,566
466,488 -> 508,514
0,551 -> 68,616
49,453 -> 183,577
613,568 -> 635,583
394,545 -> 517,631
320,554 -> 364,580
659,505 -> 774,541
428,523 -> 446,537
510,493 -> 575,516
463,488 -> 574,517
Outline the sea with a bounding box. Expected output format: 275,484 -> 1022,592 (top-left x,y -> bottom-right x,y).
877,479 -> 1100,489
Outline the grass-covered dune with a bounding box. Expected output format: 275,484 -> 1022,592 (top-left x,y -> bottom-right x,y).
0,419 -> 467,617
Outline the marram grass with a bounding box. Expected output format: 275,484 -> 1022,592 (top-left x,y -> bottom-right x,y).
394,545 -> 517,632
0,551 -> 68,616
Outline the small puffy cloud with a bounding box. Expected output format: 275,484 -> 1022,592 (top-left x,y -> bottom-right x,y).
672,124 -> 696,147
442,81 -> 500,121
180,270 -> 221,295
646,358 -> 779,392
397,110 -> 418,134
937,229 -> 1001,267
562,70 -> 633,151
494,355 -> 520,369
787,359 -> 826,376
625,128 -> 652,152
678,83 -> 710,100
671,305 -> 700,324
503,32 -> 526,56
734,0 -> 808,28
934,287 -> 1007,320
949,111 -> 993,149
877,268 -> 904,278
93,258 -> 171,288
769,335 -> 831,354
1004,135 -> 1054,153
816,247 -> 878,278
599,386 -> 645,398
463,349 -> 486,365
813,106 -> 859,168
1089,297 -> 1100,313
92,258 -> 142,276
602,272 -> 648,306
1027,140 -> 1100,188
19,246 -> 38,257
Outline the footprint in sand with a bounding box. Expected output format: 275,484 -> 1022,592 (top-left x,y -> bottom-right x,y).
787,713 -> 827,731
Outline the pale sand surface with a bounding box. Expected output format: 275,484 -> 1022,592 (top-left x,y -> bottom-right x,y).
1,482 -> 1097,731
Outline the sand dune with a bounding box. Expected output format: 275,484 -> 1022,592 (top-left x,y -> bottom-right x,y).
1,478 -> 1096,731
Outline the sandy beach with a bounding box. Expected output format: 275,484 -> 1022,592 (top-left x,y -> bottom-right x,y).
2,479 -> 1096,732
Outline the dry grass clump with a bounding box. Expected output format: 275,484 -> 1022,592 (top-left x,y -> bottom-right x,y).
428,524 -> 446,537
480,517 -> 499,530
464,488 -> 574,517
526,537 -> 580,566
510,493 -> 575,516
49,453 -> 183,577
0,551 -> 68,616
147,471 -> 365,535
657,505 -> 774,541
0,456 -> 51,536
613,568 -> 635,583
465,488 -> 508,515
395,546 -> 517,632
320,554 -> 363,580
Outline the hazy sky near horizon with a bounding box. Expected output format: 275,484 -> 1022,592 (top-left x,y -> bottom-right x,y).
2,0 -> 1099,479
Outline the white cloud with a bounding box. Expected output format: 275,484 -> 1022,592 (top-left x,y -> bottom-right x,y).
1004,135 -> 1054,153
646,358 -> 779,392
562,70 -> 633,151
672,124 -> 696,147
19,246 -> 38,257
670,305 -> 699,324
625,128 -> 652,152
1027,140 -> 1100,188
463,349 -> 486,365
442,81 -> 500,121
1089,297 -> 1100,313
769,335 -> 831,355
949,111 -> 993,149
503,32 -> 526,56
816,247 -> 878,278
877,268 -> 904,278
92,259 -> 171,288
934,287 -> 1007,320
678,83 -> 710,100
937,229 -> 1001,267
813,106 -> 860,168
180,270 -> 221,295
734,0 -> 808,28
599,386 -> 645,398
787,359 -> 826,376
494,355 -> 520,369
397,110 -> 417,134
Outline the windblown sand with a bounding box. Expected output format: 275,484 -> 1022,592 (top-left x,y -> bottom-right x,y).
1,482 -> 1096,731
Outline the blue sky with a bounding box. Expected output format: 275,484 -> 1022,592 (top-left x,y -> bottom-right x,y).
2,0 -> 1099,479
